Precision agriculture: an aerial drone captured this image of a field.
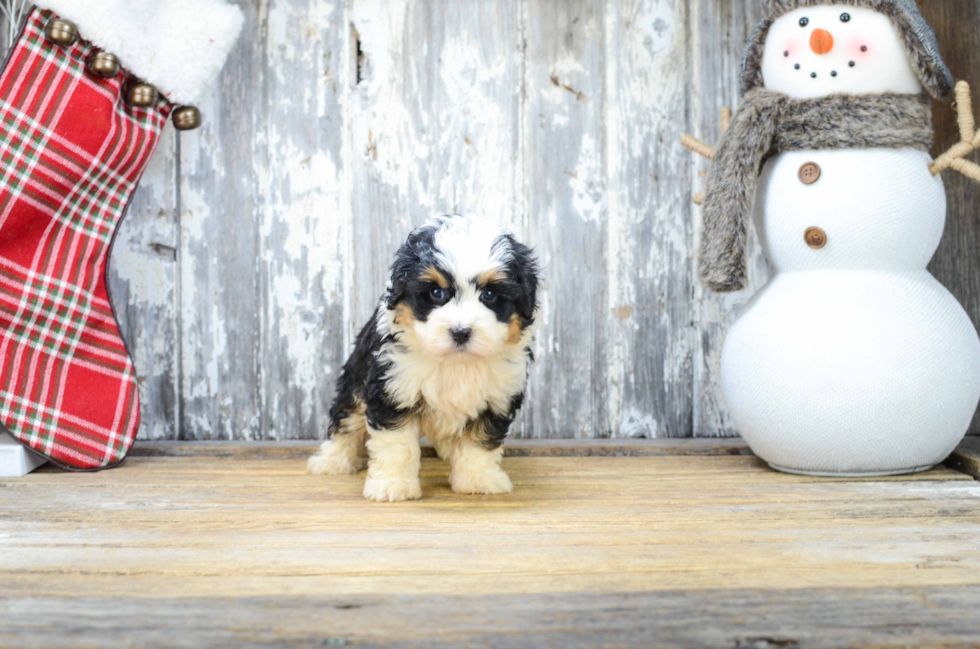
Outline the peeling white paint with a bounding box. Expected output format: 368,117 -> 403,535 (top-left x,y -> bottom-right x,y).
619,408 -> 663,438
568,132 -> 606,225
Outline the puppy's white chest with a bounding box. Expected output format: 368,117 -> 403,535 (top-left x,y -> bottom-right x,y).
419,358 -> 524,424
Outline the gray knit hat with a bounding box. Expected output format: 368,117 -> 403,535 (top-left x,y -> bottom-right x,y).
741,0 -> 954,99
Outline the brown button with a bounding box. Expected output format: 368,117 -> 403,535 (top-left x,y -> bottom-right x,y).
798,162 -> 821,185
804,226 -> 827,249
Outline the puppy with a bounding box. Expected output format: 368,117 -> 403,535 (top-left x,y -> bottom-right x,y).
308,215 -> 539,502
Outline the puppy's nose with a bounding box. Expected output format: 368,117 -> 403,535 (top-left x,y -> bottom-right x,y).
810,28 -> 834,55
450,327 -> 472,346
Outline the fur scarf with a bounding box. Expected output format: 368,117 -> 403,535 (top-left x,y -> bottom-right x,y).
699,89 -> 933,292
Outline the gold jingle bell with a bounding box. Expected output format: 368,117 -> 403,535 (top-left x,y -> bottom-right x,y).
45,18 -> 79,47
87,51 -> 120,79
172,106 -> 202,131
126,83 -> 158,108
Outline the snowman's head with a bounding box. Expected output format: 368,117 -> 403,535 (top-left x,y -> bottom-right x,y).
761,5 -> 920,99
742,0 -> 954,100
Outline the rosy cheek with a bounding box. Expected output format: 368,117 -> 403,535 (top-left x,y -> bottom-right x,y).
845,36 -> 873,59
780,39 -> 804,60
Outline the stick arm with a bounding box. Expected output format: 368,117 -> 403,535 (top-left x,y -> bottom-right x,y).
930,81 -> 980,182
681,107 -> 732,205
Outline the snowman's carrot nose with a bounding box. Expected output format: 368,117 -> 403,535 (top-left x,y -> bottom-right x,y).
810,28 -> 835,55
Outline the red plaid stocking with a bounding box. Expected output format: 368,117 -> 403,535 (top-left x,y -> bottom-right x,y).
0,9 -> 170,470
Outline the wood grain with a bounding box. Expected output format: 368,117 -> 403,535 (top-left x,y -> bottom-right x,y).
127,437 -> 980,473
2,453 -> 979,647
175,0 -> 265,440
175,0 -> 350,440
688,0 -> 767,437
599,0 -> 694,438
110,129 -> 180,440
523,0 -> 608,438
255,0 -> 350,440
4,588 -> 980,649
128,437 -> 755,458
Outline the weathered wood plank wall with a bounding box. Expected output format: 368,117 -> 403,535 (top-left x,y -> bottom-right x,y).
690,0 -> 765,437
89,0 -> 980,439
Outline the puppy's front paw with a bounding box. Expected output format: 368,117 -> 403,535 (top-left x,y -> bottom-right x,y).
307,440 -> 365,475
450,467 -> 513,495
363,477 -> 423,502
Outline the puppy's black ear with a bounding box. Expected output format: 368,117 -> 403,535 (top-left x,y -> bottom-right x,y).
386,250 -> 410,309
384,285 -> 403,310
498,235 -> 539,324
387,221 -> 441,309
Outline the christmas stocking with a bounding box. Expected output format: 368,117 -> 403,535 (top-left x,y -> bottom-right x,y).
0,1 -> 242,470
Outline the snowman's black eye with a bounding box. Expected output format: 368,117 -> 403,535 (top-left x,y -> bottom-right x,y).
799,17 -> 810,27
840,13 -> 851,22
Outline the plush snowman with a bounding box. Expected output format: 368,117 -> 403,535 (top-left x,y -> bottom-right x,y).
684,0 -> 980,476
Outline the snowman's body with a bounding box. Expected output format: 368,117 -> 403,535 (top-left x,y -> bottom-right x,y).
722,148 -> 980,474
714,4 -> 980,475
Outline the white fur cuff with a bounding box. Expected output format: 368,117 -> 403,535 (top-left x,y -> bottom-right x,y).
34,0 -> 244,106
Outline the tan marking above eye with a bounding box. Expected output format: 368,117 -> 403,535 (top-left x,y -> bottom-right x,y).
420,266 -> 449,288
475,268 -> 507,287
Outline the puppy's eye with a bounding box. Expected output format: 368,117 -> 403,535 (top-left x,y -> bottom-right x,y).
840,13 -> 851,22
799,17 -> 809,27
429,287 -> 447,302
480,289 -> 498,304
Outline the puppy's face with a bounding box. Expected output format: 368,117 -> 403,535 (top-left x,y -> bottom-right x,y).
386,216 -> 538,359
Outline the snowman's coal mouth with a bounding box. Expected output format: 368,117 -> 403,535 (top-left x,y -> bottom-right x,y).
793,61 -> 856,79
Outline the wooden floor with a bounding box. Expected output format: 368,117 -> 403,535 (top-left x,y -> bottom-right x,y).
2,440 -> 980,648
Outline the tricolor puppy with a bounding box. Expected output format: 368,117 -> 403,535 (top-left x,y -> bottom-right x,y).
308,215 -> 538,502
